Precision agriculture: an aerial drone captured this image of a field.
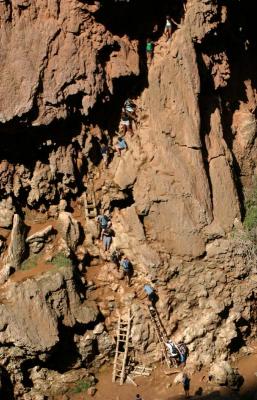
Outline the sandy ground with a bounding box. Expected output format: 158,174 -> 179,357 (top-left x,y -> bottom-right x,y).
65,350 -> 257,400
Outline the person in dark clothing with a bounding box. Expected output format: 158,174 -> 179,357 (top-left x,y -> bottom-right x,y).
111,248 -> 122,267
100,143 -> 109,166
143,284 -> 158,307
135,395 -> 143,400
182,373 -> 190,398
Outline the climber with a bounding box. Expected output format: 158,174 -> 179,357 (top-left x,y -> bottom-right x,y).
120,256 -> 133,286
146,38 -> 154,66
97,214 -> 111,230
115,136 -> 128,156
124,98 -> 137,122
100,143 -> 109,167
166,340 -> 188,365
164,15 -> 172,41
177,342 -> 188,366
135,395 -> 143,400
101,226 -> 113,252
120,111 -> 134,136
143,284 -> 158,307
165,340 -> 180,359
152,23 -> 159,41
111,248 -> 123,267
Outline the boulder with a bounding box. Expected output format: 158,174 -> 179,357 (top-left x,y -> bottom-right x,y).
29,367 -> 92,396
26,225 -> 55,254
209,361 -> 244,390
58,212 -> 82,252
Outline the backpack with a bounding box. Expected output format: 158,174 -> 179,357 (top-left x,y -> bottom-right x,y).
177,342 -> 188,356
103,227 -> 114,237
121,259 -> 130,271
98,215 -> 109,227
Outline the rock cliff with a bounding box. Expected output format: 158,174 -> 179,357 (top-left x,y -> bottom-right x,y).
0,0 -> 257,397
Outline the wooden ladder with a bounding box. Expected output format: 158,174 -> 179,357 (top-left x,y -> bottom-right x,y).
148,306 -> 173,367
112,309 -> 131,385
83,175 -> 97,219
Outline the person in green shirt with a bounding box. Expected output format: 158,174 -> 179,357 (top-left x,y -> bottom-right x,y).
146,38 -> 154,66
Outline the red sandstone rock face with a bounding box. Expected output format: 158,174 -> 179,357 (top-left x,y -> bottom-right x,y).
0,0 -> 139,124
0,0 -> 256,259
1,2 -> 257,396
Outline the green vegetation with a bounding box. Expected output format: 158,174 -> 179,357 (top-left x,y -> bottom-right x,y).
21,254 -> 39,270
51,252 -> 71,269
244,179 -> 257,233
70,379 -> 91,394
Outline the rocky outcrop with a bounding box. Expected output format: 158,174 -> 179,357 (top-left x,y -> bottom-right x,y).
0,0 -> 139,125
26,225 -> 55,254
0,197 -> 15,229
0,266 -> 100,397
0,0 -> 257,397
58,211 -> 82,252
209,361 -> 244,390
5,214 -> 27,269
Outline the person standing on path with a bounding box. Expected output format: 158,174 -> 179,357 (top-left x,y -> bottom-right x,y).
182,373 -> 190,398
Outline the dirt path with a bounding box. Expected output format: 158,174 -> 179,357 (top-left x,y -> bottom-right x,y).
66,351 -> 257,400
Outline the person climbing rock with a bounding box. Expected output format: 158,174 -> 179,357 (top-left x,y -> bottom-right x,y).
152,23 -> 159,41
143,284 -> 158,307
177,342 -> 188,366
97,214 -> 111,230
124,98 -> 137,121
111,248 -> 122,267
135,395 -> 143,400
120,111 -> 134,136
182,373 -> 190,398
101,226 -> 113,252
164,15 -> 172,41
165,340 -> 180,358
120,256 -> 133,286
146,38 -> 154,66
115,136 -> 128,156
100,143 -> 109,167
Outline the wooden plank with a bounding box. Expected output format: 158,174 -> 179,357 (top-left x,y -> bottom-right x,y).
127,375 -> 138,387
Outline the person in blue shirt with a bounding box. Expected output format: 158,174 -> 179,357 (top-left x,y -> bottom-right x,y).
143,284 -> 158,307
97,214 -> 111,230
115,136 -> 128,156
120,256 -> 133,286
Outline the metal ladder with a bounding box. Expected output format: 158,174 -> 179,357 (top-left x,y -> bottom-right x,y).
112,309 -> 131,385
148,306 -> 174,367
